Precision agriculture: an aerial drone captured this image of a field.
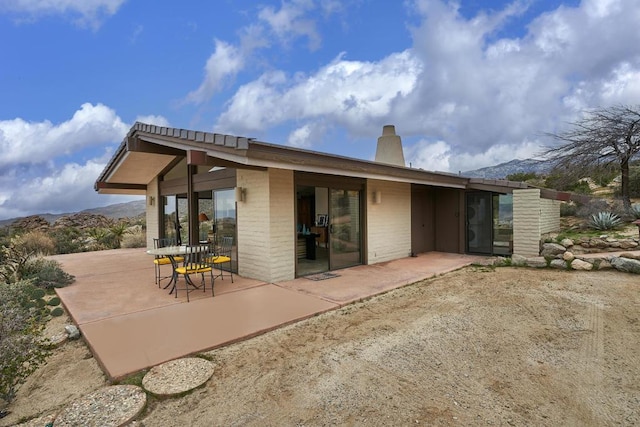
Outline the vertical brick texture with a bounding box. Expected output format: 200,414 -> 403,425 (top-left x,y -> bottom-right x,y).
366,180 -> 411,263
237,168 -> 295,282
539,199 -> 560,234
513,189 -> 541,257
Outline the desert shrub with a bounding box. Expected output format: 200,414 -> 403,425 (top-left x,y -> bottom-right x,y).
560,202 -> 577,217
545,174 -> 592,194
0,280 -> 52,403
121,230 -> 146,248
21,257 -> 75,290
588,212 -> 623,230
49,227 -> 84,254
576,199 -> 610,218
506,172 -> 539,182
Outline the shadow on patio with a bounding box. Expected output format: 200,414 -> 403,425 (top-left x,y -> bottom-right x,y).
50,248 -> 485,380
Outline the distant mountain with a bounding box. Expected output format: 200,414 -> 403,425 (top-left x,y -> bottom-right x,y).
462,158 -> 556,179
0,199 -> 146,229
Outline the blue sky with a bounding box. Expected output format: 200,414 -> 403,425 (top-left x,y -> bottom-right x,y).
1,0 -> 639,220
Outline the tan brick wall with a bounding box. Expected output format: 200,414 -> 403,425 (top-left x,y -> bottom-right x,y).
146,178 -> 160,249
237,168 -> 295,282
366,180 -> 411,263
513,189 -> 541,257
540,199 -> 560,234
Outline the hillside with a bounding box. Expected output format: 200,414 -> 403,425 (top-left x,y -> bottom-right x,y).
0,199 -> 146,229
463,158 -> 555,179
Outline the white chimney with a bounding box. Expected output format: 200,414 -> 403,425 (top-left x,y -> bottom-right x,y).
375,125 -> 405,167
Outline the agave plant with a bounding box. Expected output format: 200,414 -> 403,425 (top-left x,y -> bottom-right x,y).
631,204 -> 640,219
588,212 -> 623,230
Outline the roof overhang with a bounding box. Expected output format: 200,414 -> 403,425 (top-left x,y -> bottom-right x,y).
95,122 -> 572,198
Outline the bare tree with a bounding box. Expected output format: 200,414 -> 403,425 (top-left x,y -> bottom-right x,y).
543,105 -> 640,211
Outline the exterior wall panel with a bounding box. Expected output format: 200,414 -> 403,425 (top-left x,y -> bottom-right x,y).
540,199 -> 561,234
367,180 -> 411,263
237,168 -> 295,282
513,189 -> 541,257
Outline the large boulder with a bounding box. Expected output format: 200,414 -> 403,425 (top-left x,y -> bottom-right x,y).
53,213 -> 113,230
550,259 -> 568,270
611,257 -> 640,274
541,243 -> 566,258
571,259 -> 593,271
10,215 -> 50,231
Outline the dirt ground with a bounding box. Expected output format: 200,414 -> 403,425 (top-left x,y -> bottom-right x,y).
3,266 -> 639,426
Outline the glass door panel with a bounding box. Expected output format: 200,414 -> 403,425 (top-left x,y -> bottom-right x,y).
163,195 -> 179,244
329,189 -> 361,269
466,192 -> 492,254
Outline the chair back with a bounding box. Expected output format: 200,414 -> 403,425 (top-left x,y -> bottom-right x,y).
218,236 -> 234,257
184,244 -> 214,268
153,237 -> 177,249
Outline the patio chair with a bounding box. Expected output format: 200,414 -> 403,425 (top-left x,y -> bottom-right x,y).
174,244 -> 215,301
211,236 -> 234,283
153,238 -> 183,288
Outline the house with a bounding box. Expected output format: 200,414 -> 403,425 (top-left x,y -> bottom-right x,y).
95,122 -> 568,283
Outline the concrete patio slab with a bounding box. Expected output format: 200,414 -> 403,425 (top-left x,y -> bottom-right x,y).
51,248 -> 484,379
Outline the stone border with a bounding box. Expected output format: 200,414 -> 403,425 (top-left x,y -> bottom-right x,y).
142,357 -> 215,396
497,244 -> 640,274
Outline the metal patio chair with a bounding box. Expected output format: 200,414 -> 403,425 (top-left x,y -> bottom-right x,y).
152,237 -> 183,288
174,244 -> 215,301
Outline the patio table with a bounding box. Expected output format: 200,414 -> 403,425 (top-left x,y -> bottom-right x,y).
146,245 -> 213,295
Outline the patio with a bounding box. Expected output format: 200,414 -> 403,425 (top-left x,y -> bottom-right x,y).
51,248 -> 485,380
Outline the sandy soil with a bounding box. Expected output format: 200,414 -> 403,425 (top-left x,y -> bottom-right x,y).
3,266 -> 639,426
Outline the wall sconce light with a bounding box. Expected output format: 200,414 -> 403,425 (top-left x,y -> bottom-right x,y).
148,196 -> 155,206
235,186 -> 246,203
373,190 -> 382,204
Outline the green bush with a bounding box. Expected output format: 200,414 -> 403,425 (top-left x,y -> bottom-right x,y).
506,172 -> 539,182
588,212 -> 623,230
0,280 -> 52,403
560,202 -> 577,217
21,258 -> 75,290
121,230 -> 147,248
49,227 -> 84,254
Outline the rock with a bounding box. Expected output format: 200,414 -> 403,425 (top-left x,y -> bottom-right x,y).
560,238 -> 574,248
596,259 -> 613,270
10,215 -> 50,232
619,240 -> 639,250
571,259 -> 593,271
511,254 -> 527,266
526,257 -> 548,268
619,252 -> 640,260
65,324 -> 81,339
609,241 -> 621,248
562,251 -> 575,262
53,213 -> 113,230
549,259 -> 567,270
493,257 -> 510,267
589,238 -> 609,249
541,243 -> 566,258
611,257 -> 640,274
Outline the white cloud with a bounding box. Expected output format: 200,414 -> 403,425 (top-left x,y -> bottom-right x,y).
135,114 -> 171,127
183,40 -> 245,105
0,103 -> 134,219
0,103 -> 128,168
287,121 -> 327,148
217,51 -> 422,134
0,0 -> 127,28
258,0 -> 321,50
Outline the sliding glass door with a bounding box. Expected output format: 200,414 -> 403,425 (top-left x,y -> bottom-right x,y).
329,189 -> 361,270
